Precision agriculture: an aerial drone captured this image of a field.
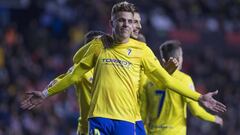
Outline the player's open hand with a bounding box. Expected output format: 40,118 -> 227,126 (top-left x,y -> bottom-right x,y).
162,57 -> 178,74
21,91 -> 45,110
199,90 -> 227,113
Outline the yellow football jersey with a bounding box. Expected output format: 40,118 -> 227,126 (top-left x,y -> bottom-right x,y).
48,38 -> 201,123
141,70 -> 215,135
74,38 -> 200,123
82,38 -> 148,123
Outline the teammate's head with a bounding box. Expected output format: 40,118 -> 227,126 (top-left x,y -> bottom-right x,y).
84,31 -> 106,44
159,40 -> 183,70
111,1 -> 135,43
131,10 -> 142,39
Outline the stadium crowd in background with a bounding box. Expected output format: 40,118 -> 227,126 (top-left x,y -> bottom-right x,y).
0,0 -> 239,135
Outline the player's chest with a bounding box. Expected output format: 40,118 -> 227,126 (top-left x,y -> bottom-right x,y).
97,48 -> 143,66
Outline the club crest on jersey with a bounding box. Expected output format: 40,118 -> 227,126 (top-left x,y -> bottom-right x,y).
127,48 -> 132,55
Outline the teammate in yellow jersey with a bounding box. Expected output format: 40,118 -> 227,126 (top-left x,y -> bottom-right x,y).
141,40 -> 223,135
21,1 -> 226,135
73,31 -> 104,135
129,8 -> 147,135
25,31 -> 105,135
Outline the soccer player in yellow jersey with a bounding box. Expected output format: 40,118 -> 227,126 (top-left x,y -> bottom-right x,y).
21,2 -> 226,135
73,31 -> 104,135
140,40 -> 223,135
22,8 -> 147,135
130,9 -> 147,135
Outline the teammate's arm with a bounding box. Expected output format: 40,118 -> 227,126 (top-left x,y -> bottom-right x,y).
185,78 -> 223,126
188,101 -> 223,126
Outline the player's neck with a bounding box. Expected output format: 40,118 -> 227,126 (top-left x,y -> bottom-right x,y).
113,35 -> 129,44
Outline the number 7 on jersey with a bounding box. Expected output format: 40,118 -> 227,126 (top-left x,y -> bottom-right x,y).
155,90 -> 166,117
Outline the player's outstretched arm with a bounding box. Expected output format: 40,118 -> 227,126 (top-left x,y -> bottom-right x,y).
21,63 -> 90,110
21,34 -> 103,110
20,67 -> 73,110
20,73 -> 66,110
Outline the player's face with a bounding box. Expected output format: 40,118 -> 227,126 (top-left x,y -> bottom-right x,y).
131,12 -> 142,39
111,11 -> 133,42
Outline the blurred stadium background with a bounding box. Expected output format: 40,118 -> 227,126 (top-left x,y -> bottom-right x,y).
0,0 -> 239,135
